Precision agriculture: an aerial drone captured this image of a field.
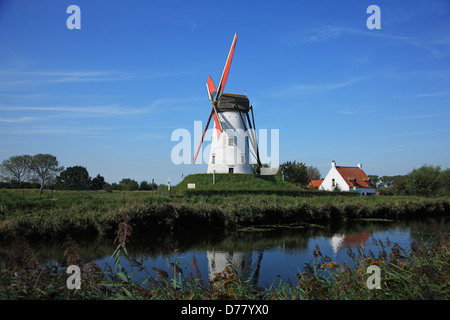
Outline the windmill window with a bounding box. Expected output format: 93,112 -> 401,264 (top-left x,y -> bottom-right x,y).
228,137 -> 234,146
211,154 -> 215,164
241,153 -> 245,164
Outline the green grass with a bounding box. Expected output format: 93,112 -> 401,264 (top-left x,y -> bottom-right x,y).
173,173 -> 297,191
1,188 -> 160,202
1,188 -> 449,239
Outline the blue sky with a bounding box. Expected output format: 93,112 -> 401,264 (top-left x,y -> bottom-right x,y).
1,0 -> 449,184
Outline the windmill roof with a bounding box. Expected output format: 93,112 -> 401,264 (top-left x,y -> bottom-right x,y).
217,93 -> 250,112
335,166 -> 375,188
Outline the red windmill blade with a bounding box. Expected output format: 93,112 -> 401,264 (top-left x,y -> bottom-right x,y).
192,110 -> 213,165
206,75 -> 217,101
216,32 -> 238,99
193,33 -> 238,165
206,76 -> 223,138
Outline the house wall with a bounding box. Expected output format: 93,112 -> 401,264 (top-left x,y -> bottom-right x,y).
356,188 -> 377,196
320,166 -> 350,192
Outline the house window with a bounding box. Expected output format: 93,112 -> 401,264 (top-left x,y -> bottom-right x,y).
241,153 -> 245,164
229,167 -> 234,173
332,178 -> 335,187
228,137 -> 234,146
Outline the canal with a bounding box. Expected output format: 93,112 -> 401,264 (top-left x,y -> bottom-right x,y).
14,216 -> 448,287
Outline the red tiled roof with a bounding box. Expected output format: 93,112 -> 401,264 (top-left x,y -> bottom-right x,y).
335,166 -> 375,188
307,180 -> 323,189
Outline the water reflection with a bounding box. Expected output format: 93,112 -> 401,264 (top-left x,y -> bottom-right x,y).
330,232 -> 371,257
207,251 -> 252,280
1,217 -> 448,286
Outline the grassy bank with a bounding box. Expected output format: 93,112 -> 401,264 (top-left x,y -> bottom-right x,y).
0,189 -> 449,239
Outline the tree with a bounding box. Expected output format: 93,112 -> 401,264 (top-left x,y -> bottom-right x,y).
277,161 -> 309,186
56,166 -> 92,190
139,180 -> 157,191
119,178 -> 139,191
30,154 -> 64,198
306,165 -> 321,181
391,175 -> 409,196
91,174 -> 106,190
440,168 -> 450,195
0,155 -> 33,183
407,164 -> 441,197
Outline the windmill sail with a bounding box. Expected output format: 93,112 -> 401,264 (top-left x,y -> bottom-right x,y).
193,33 -> 260,174
193,33 -> 238,164
206,76 -> 223,138
216,33 -> 238,99
192,111 -> 213,164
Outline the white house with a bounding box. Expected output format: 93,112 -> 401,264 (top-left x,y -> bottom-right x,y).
319,161 -> 376,196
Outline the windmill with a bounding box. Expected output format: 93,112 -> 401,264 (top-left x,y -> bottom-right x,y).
193,33 -> 261,173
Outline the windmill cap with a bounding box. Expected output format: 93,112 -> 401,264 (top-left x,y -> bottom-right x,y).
217,93 -> 250,112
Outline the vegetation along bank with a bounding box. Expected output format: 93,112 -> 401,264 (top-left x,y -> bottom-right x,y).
0,189 -> 449,239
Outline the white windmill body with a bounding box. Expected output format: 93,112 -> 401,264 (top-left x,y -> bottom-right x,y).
207,93 -> 252,174
193,33 -> 261,172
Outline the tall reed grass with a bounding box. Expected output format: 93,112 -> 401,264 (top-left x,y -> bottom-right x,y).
1,190 -> 449,239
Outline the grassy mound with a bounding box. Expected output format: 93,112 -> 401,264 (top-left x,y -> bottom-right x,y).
173,173 -> 297,191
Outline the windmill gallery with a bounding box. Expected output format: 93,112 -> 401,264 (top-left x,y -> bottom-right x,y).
171,33 -> 279,173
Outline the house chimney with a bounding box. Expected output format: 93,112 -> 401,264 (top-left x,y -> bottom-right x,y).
357,163 -> 362,169
331,160 -> 336,168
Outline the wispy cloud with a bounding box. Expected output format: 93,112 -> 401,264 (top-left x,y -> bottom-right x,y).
0,96 -> 202,119
387,130 -> 445,138
391,112 -> 449,120
0,116 -> 34,123
0,126 -> 103,136
283,25 -> 415,45
0,68 -> 194,87
338,108 -> 376,116
0,70 -> 133,89
386,69 -> 450,79
412,91 -> 450,98
0,70 -> 131,79
0,104 -> 130,116
282,24 -> 449,58
272,76 -> 365,97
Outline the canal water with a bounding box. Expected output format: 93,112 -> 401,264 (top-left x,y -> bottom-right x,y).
19,217 -> 450,287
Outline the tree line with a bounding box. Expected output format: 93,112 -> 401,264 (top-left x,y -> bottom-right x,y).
0,154 -> 158,195
2,154 -> 449,197
368,164 -> 450,197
